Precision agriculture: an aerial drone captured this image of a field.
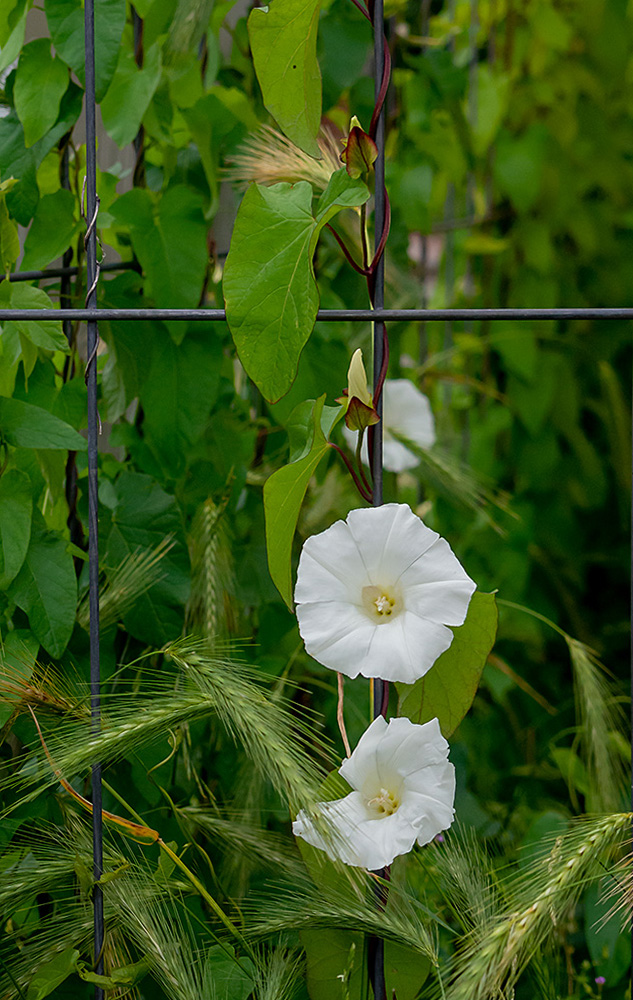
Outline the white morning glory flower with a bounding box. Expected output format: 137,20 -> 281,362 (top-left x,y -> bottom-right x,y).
343,378 -> 436,473
294,503 -> 475,683
293,715 -> 455,869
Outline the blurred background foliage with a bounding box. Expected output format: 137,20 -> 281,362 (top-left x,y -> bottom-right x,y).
0,0 -> 630,997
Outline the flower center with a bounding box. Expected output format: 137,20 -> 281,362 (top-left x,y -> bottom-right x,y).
366,787 -> 400,816
361,584 -> 402,623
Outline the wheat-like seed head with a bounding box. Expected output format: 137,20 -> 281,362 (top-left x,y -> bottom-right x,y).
225,125 -> 343,191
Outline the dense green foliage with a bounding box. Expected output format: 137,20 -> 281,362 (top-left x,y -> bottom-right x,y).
0,0 -> 630,997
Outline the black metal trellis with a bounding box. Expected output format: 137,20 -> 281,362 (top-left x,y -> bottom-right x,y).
2,0 -> 631,997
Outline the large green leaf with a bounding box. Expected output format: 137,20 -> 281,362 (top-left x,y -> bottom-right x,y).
303,928 -> 430,1000
14,39 -> 68,147
45,0 -> 126,101
0,282 -> 69,353
111,185 -> 208,312
223,169 -> 368,402
248,0 -> 322,157
0,397 -> 86,450
264,395 -> 343,608
8,519 -> 78,659
100,41 -> 162,146
141,327 -> 222,477
396,591 -> 498,736
0,113 -> 38,225
25,947 -> 80,1000
182,88 -> 258,208
0,468 -> 32,588
0,0 -> 27,74
103,472 -> 190,645
202,945 -> 256,1000
21,189 -> 79,271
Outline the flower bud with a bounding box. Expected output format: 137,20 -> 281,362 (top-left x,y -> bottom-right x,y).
340,117 -> 378,180
337,349 -> 380,431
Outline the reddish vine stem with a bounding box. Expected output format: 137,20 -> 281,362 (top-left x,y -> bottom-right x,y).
325,223 -> 371,276
368,189 -> 391,291
329,442 -> 373,503
369,36 -> 391,140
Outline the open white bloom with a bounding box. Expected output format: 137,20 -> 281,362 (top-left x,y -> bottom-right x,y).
293,715 -> 455,869
343,379 -> 436,473
295,503 -> 475,683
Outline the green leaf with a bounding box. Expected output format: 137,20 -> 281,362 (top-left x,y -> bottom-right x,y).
77,957 -> 150,989
111,185 -> 208,311
2,283 -> 69,353
0,113 -> 38,225
0,397 -> 86,450
396,591 -> 498,737
140,327 -> 222,477
45,0 -> 126,101
0,628 -> 39,727
302,928 -> 430,1000
100,42 -> 162,147
202,945 -> 256,1000
8,518 -> 77,659
103,472 -> 190,645
264,395 -> 342,608
0,191 -> 19,274
0,468 -> 32,588
21,189 -> 79,271
14,39 -> 68,147
182,87 -> 258,208
25,947 -> 80,1000
224,170 -> 368,402
0,0 -> 27,75
248,0 -> 322,157
313,168 -> 372,232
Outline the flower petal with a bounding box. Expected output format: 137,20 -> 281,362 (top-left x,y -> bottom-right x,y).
358,611 -> 455,682
293,792 -> 419,869
295,518 -> 369,604
346,504 -> 439,585
385,380 -> 436,451
373,717 -> 450,777
400,537 -> 476,626
339,715 -> 388,790
296,600 -> 373,678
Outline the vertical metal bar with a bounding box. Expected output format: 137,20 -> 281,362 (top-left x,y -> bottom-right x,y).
370,6 -> 388,1000
371,0 -> 385,516
83,0 -> 104,993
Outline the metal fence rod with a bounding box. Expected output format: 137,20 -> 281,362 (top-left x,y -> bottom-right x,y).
2,307 -> 633,322
0,261 -> 141,284
83,0 -> 104,993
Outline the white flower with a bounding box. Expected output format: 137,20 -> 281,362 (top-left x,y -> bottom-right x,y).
293,715 -> 455,869
294,503 -> 475,683
342,379 -> 436,473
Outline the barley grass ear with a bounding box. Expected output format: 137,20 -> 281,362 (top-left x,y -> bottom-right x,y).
14,637 -> 332,817
497,601 -> 629,812
252,947 -> 305,1000
243,876 -> 437,963
225,124 -> 341,191
186,498 -> 236,639
440,812 -> 631,1000
76,536 -> 175,633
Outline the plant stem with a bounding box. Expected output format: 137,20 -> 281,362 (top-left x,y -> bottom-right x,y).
157,839 -> 254,958
360,203 -> 370,272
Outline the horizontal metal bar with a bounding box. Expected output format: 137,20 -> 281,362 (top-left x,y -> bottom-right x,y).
0,261 -> 141,284
1,307 -> 633,322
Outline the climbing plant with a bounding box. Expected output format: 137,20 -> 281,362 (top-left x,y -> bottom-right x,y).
0,0 -> 630,998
